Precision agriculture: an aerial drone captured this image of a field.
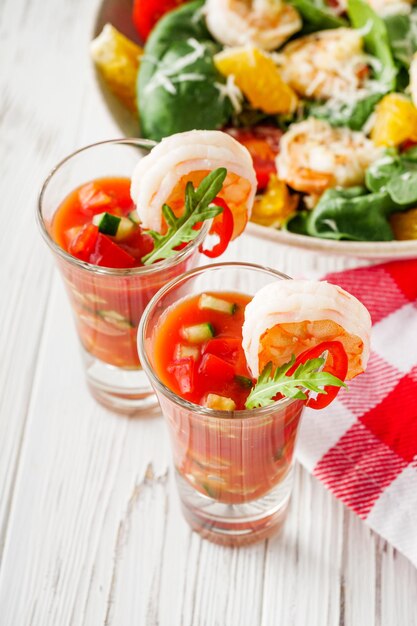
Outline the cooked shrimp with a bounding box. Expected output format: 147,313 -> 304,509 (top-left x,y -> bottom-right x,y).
280,28 -> 369,101
130,130 -> 257,239
205,0 -> 302,52
242,279 -> 371,380
276,118 -> 382,194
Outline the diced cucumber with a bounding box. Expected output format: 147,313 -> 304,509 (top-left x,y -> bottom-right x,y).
205,394 -> 236,411
93,212 -> 121,236
128,209 -> 141,225
199,294 -> 236,315
181,323 -> 215,343
235,375 -> 253,389
97,309 -> 134,330
114,216 -> 135,241
175,344 -> 200,360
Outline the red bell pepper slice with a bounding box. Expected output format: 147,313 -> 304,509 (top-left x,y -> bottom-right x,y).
224,126 -> 282,190
291,341 -> 348,410
199,198 -> 234,259
132,0 -> 186,41
198,353 -> 235,383
89,234 -> 136,269
68,224 -> 99,262
167,357 -> 195,394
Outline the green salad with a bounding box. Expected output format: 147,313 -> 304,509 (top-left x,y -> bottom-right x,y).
92,0 -> 417,242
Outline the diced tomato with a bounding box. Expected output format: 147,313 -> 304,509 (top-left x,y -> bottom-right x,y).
199,198 -> 234,258
224,126 -> 282,190
167,357 -> 195,394
118,228 -> 155,259
132,0 -> 186,41
68,224 -> 99,261
401,139 -> 417,152
291,341 -> 348,410
78,183 -> 112,213
89,234 -> 136,269
198,353 -> 235,383
202,337 -> 241,364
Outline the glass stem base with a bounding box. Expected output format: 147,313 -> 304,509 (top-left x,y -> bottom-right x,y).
82,349 -> 159,415
176,468 -> 293,547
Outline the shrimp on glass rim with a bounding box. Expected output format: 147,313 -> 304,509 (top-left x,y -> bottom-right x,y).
276,118 -> 382,195
204,0 -> 302,52
280,28 -> 370,102
242,279 -> 371,380
130,130 -> 257,239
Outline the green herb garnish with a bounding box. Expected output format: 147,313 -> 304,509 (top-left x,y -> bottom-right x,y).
141,167 -> 227,265
245,355 -> 347,410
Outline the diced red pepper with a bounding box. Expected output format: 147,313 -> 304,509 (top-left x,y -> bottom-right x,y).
167,357 -> 195,394
224,126 -> 282,190
68,224 -> 99,262
198,353 -> 235,383
291,341 -> 348,410
199,198 -> 234,258
89,234 -> 136,268
132,0 -> 186,41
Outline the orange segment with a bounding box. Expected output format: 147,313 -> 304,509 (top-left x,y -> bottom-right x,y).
390,208 -> 417,240
214,46 -> 298,115
371,93 -> 417,147
251,175 -> 298,227
91,24 -> 143,112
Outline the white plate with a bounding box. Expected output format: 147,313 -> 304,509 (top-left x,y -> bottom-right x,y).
93,0 -> 417,260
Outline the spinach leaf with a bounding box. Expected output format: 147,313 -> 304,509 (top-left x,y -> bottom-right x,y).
365,149 -> 404,192
284,210 -> 310,235
287,187 -> 402,241
137,0 -> 233,141
366,147 -> 417,202
384,11 -> 417,67
308,91 -> 384,130
387,171 -> 417,204
347,0 -> 397,88
288,0 -> 347,33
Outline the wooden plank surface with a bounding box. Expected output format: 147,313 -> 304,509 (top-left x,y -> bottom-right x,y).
0,0 -> 417,624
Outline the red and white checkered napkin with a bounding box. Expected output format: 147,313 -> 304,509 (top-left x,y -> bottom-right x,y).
296,259 -> 417,568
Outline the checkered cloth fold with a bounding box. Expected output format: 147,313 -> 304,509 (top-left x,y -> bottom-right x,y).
296,259 -> 417,568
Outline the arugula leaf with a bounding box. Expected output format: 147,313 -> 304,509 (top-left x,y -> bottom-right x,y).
347,0 -> 397,89
245,355 -> 347,409
141,168 -> 227,265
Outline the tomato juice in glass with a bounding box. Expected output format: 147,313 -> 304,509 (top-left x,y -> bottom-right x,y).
138,263 -> 305,546
37,139 -> 208,414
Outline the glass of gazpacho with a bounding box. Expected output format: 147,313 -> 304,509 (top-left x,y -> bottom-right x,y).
37,139 -> 209,414
138,262 -> 305,546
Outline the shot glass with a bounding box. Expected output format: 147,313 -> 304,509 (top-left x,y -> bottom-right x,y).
37,139 -> 208,414
138,262 -> 305,546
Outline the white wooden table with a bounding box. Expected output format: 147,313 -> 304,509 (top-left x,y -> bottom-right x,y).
1,0 -> 417,623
